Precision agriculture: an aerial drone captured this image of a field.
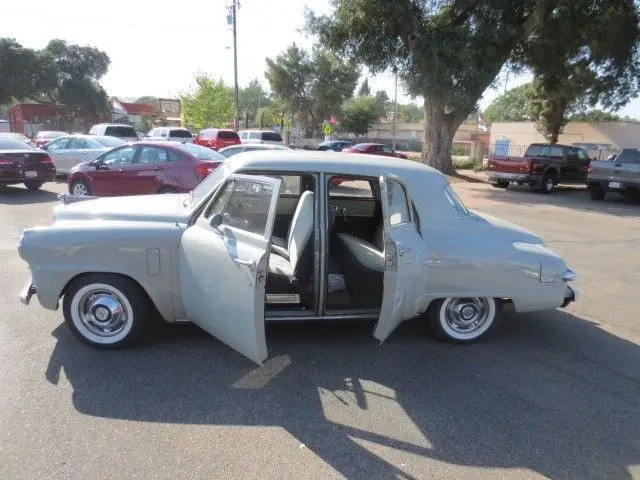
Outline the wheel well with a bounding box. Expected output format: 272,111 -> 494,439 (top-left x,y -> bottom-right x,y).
544,167 -> 558,179
60,272 -> 152,304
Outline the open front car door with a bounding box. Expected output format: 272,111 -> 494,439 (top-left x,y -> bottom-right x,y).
373,175 -> 426,341
179,174 -> 282,364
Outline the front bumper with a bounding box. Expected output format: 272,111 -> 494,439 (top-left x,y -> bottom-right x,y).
19,280 -> 36,305
561,285 -> 578,308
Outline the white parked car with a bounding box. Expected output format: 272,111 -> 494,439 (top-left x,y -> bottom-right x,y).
146,127 -> 193,143
17,152 -> 577,364
238,129 -> 283,145
42,135 -> 127,174
218,143 -> 292,157
88,123 -> 139,143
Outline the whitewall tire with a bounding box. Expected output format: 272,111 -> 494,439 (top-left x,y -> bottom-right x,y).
63,274 -> 149,348
428,297 -> 499,343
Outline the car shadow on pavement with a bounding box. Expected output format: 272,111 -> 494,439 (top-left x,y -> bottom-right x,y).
0,184 -> 60,205
45,310 -> 640,479
474,184 -> 640,219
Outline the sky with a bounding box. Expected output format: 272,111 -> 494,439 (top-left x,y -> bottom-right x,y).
4,0 -> 640,118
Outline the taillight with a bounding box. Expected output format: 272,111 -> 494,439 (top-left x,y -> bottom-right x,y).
41,155 -> 53,164
195,162 -> 221,179
0,158 -> 13,165
587,165 -> 592,173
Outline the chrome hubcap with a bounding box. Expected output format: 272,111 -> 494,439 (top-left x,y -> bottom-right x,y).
443,298 -> 490,334
546,178 -> 554,191
78,290 -> 128,337
73,183 -> 88,196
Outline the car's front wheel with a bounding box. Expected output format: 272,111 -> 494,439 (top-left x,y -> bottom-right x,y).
70,180 -> 91,196
490,180 -> 510,189
63,274 -> 150,348
590,185 -> 606,201
428,297 -> 499,343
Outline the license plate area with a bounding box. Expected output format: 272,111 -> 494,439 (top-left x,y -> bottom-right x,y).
24,171 -> 38,178
608,181 -> 621,189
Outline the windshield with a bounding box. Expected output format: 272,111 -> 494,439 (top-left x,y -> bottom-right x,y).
94,136 -> 127,148
177,143 -> 226,160
188,163 -> 230,208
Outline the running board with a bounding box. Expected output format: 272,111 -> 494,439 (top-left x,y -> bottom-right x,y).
266,293 -> 301,304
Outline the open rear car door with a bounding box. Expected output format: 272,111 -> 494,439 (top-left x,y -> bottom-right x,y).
179,174 -> 281,364
373,175 -> 425,341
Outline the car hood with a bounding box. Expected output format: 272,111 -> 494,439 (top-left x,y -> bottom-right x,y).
469,210 -> 542,243
53,194 -> 191,224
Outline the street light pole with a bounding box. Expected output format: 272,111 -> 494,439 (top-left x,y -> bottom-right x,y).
232,0 -> 239,130
392,66 -> 398,151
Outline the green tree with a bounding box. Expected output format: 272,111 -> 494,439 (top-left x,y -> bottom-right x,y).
265,43 -> 359,137
340,95 -> 378,138
483,84 -> 533,124
397,103 -> 423,123
358,78 -> 371,96
307,0 -> 640,173
41,40 -> 110,123
373,90 -> 389,119
0,38 -> 47,104
181,75 -> 234,130
569,110 -> 623,122
239,79 -> 271,129
520,2 -> 640,143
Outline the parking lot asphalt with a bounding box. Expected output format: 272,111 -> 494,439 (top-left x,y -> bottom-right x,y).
0,179 -> 639,480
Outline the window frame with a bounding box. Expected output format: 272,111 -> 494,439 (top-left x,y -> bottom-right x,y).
135,145 -> 169,165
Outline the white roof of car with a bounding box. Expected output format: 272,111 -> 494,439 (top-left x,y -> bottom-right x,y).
230,150 -> 441,179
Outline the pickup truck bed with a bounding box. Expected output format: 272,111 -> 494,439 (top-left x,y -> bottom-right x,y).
587,149 -> 640,201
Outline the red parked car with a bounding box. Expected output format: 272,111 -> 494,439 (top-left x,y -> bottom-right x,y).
342,143 -> 408,159
67,141 -> 225,197
193,128 -> 241,151
31,131 -> 69,149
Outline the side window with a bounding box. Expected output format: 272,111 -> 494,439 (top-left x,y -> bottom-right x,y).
386,180 -> 411,225
249,132 -> 260,139
137,146 -> 168,164
329,177 -> 374,198
206,180 -> 235,218
159,129 -> 168,138
374,145 -> 385,152
168,149 -> 182,162
102,146 -> 136,165
46,138 -> 70,151
68,138 -> 90,149
566,147 -> 579,160
382,145 -> 393,153
221,179 -> 274,235
578,149 -> 590,161
239,132 -> 247,139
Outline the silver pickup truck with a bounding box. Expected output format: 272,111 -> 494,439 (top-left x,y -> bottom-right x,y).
586,149 -> 640,201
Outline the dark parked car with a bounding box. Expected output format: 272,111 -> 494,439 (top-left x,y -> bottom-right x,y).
0,137 -> 56,191
342,143 -> 408,159
67,141 -> 225,197
193,128 -> 241,151
486,143 -> 591,193
317,140 -> 354,152
587,148 -> 640,201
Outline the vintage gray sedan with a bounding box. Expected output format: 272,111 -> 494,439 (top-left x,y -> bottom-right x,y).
18,152 -> 577,363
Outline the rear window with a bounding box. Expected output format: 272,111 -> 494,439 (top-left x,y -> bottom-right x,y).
177,143 -> 226,161
169,129 -> 193,138
616,149 -> 640,164
105,126 -> 137,138
94,136 -> 127,148
218,130 -> 240,140
0,138 -> 34,150
261,131 -> 282,142
525,144 -> 564,158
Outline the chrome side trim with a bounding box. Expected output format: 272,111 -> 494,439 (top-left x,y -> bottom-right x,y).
266,293 -> 301,304
265,313 -> 380,322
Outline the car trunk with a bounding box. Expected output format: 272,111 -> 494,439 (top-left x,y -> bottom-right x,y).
0,151 -> 54,181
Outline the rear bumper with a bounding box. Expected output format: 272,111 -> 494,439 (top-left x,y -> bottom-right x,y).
486,172 -> 536,183
19,280 -> 36,305
587,179 -> 640,192
0,166 -> 56,184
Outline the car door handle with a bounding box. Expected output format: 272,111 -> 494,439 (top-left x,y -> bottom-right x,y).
153,166 -> 164,171
233,258 -> 256,269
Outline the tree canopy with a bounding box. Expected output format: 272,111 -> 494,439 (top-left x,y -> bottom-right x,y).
239,79 -> 271,129
265,43 -> 360,136
339,95 -> 378,138
181,75 -> 234,130
483,84 -> 533,124
358,78 -> 371,96
307,0 -> 640,172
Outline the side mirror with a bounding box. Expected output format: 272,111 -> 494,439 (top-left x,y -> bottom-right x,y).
210,213 -> 222,229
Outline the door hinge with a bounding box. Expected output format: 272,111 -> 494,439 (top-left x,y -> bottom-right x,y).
256,267 -> 267,287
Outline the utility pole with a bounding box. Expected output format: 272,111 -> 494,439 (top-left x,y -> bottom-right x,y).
392,66 -> 398,151
232,0 -> 239,130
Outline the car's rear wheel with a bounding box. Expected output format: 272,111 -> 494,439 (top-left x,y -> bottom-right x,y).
24,181 -> 43,191
490,180 -> 510,189
427,297 -> 499,343
71,180 -> 91,196
590,185 -> 606,201
535,171 -> 556,194
63,274 -> 150,348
